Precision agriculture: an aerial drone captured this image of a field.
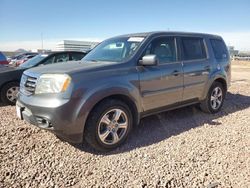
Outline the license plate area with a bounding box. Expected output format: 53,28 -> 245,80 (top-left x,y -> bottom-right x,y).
16,105 -> 23,119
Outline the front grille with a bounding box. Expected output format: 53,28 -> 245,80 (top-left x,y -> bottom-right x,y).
20,74 -> 38,95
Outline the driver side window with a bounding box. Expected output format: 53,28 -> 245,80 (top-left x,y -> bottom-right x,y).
144,37 -> 176,64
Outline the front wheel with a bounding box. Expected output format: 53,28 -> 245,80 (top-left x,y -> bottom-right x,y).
200,82 -> 226,114
1,82 -> 20,105
84,99 -> 133,151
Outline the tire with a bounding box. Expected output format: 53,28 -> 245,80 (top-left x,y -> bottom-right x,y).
200,82 -> 225,114
84,99 -> 133,151
0,82 -> 20,105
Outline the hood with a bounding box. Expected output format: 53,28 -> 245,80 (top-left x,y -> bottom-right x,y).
24,61 -> 118,75
0,65 -> 25,73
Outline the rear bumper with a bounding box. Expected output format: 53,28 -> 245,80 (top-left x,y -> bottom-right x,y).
16,95 -> 84,143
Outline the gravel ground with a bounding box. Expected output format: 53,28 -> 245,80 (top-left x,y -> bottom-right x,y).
0,62 -> 250,188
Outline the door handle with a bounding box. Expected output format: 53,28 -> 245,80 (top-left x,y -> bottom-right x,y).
171,70 -> 180,76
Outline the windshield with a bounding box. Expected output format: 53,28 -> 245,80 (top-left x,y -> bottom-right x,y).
83,36 -> 144,62
19,54 -> 47,68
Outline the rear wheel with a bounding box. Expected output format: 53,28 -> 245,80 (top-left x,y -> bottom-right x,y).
200,82 -> 225,113
1,82 -> 19,105
84,99 -> 133,151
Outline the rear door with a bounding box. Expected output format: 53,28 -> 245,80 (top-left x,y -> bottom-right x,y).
180,37 -> 210,101
210,39 -> 231,83
139,36 -> 183,111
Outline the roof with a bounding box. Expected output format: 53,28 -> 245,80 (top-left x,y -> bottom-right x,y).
115,31 -> 222,39
43,51 -> 87,55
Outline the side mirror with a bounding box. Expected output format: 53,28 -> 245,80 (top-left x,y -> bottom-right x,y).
139,55 -> 158,66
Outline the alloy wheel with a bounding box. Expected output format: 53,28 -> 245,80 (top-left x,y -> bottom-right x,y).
210,86 -> 223,110
6,86 -> 19,102
98,108 -> 128,145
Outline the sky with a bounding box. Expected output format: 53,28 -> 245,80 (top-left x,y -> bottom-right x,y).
0,0 -> 250,51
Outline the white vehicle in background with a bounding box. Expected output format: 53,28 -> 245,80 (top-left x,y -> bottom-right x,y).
233,55 -> 250,61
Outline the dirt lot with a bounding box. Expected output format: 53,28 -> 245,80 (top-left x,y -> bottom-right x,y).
0,61 -> 250,188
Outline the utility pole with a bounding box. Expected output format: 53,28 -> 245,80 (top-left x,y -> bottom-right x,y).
41,32 -> 44,50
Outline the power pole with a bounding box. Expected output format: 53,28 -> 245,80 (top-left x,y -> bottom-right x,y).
41,32 -> 44,50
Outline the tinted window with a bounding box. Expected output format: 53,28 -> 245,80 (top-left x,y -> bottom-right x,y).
54,53 -> 69,63
144,37 -> 176,64
210,39 -> 228,60
181,37 -> 206,60
43,53 -> 69,65
71,52 -> 85,61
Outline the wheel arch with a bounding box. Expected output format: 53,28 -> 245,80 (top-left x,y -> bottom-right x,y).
201,73 -> 228,100
87,94 -> 140,127
0,80 -> 20,104
213,77 -> 227,92
0,80 -> 20,91
76,85 -> 142,135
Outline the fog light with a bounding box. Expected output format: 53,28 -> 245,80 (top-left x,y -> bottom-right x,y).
36,117 -> 53,128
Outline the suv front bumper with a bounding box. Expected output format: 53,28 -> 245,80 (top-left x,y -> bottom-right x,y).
16,94 -> 85,143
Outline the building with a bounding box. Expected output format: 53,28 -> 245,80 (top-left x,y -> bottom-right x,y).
31,49 -> 51,53
228,46 -> 239,57
56,40 -> 99,51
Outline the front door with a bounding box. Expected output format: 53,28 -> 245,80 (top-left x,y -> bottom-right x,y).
139,36 -> 183,111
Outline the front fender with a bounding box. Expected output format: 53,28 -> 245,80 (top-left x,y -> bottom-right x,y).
74,82 -> 141,133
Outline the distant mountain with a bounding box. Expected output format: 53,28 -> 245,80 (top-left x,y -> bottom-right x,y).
14,48 -> 27,53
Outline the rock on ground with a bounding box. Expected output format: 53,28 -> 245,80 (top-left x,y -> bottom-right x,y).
0,62 -> 249,187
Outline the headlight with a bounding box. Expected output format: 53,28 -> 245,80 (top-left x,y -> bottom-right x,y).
35,74 -> 71,94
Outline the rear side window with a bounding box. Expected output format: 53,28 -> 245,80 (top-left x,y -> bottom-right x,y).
181,37 -> 206,60
71,52 -> 85,61
210,39 -> 228,60
54,53 -> 69,63
42,53 -> 69,65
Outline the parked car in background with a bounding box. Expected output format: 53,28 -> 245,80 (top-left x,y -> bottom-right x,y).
233,54 -> 250,61
16,31 -> 231,151
0,51 -> 87,105
15,54 -> 38,67
9,52 -> 38,65
0,52 -> 9,65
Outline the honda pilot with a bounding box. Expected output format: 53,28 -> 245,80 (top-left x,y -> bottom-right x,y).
16,32 -> 231,151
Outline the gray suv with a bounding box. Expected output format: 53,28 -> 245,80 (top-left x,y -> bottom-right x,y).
17,32 -> 231,151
